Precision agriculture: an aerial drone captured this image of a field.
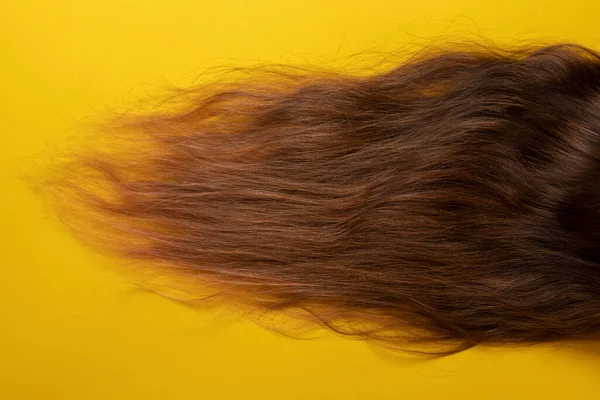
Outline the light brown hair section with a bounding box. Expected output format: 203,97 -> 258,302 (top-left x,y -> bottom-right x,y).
38,43 -> 600,355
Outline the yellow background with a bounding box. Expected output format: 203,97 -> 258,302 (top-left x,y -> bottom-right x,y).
2,1 -> 600,399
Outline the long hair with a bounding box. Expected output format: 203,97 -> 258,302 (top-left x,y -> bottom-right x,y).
38,42 -> 600,355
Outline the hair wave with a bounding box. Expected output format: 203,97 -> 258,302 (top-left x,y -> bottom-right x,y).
39,42 -> 600,355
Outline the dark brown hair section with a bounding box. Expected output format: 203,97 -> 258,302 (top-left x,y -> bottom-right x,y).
40,43 -> 600,355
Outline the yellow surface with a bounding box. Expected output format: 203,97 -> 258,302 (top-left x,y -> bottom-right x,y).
2,1 -> 600,399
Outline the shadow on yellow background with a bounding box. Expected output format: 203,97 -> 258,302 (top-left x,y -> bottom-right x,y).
2,1 -> 600,399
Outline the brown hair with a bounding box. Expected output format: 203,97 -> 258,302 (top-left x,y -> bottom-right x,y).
39,42 -> 600,355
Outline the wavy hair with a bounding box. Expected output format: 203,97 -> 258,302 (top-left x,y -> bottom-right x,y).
39,42 -> 600,355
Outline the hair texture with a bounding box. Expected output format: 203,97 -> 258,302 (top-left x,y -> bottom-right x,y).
39,42 -> 600,355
